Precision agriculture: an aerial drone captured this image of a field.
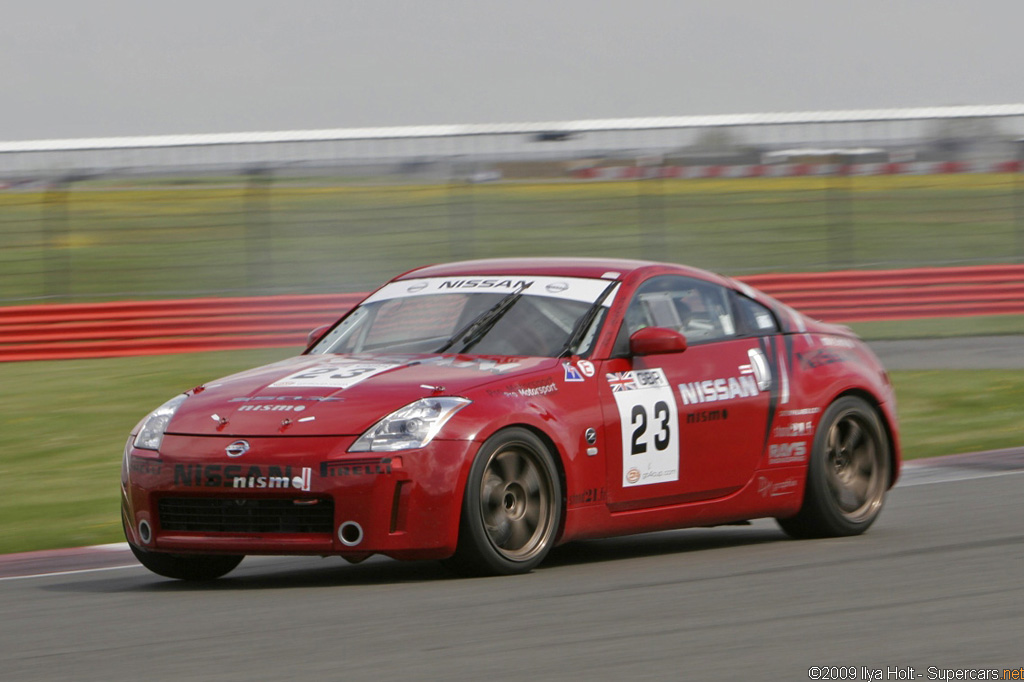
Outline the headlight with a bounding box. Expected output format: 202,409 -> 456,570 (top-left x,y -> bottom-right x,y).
350,397 -> 471,452
133,394 -> 188,451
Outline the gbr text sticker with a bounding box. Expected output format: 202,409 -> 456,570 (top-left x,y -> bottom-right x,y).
607,369 -> 680,487
269,361 -> 398,389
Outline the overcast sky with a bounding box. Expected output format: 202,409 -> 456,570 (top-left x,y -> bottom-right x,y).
3,0 -> 1023,141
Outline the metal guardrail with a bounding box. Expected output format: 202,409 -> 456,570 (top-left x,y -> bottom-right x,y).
3,265 -> 1023,362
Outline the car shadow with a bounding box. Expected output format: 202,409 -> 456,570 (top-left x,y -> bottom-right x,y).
543,524 -> 787,569
42,524 -> 790,593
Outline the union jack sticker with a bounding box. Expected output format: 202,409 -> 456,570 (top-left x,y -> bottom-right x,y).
605,372 -> 637,392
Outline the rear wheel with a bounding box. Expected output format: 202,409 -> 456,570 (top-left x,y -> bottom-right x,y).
444,428 -> 561,576
128,543 -> 243,581
777,396 -> 890,539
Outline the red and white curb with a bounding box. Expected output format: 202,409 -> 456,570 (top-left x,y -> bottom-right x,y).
572,160 -> 1023,180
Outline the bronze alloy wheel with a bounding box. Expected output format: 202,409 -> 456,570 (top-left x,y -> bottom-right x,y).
479,442 -> 556,562
824,408 -> 888,524
776,396 -> 891,539
446,427 -> 562,575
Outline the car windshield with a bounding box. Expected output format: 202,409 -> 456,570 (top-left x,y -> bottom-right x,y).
310,275 -> 618,358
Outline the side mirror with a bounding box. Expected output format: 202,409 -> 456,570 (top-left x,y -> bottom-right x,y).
306,324 -> 331,348
629,327 -> 687,356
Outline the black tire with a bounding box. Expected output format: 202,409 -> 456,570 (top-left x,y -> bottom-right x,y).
444,427 -> 562,576
777,396 -> 890,539
128,543 -> 244,581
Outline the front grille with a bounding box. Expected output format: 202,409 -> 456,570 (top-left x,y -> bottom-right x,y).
158,497 -> 334,534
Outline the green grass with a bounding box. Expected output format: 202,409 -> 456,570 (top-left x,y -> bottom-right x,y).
3,173 -> 1023,302
847,315 -> 1024,340
1,349 -> 1022,554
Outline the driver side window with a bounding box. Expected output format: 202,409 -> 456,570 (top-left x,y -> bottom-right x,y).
613,275 -> 737,355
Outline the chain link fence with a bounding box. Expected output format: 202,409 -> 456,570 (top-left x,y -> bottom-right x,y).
2,105 -> 1023,303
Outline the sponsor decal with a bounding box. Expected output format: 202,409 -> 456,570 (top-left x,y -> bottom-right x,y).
678,375 -> 759,405
576,360 -> 595,377
237,404 -> 307,412
757,475 -> 800,498
820,336 -> 856,349
797,348 -> 856,370
320,457 -> 394,477
228,396 -> 342,403
779,407 -> 820,417
568,487 -> 607,505
768,442 -> 808,465
437,278 -> 535,291
364,276 -> 618,306
563,362 -> 584,382
269,360 -> 398,389
686,408 -> 728,424
419,356 -> 521,374
773,420 -> 814,438
173,464 -> 312,491
609,368 -> 679,487
129,457 -> 162,476
491,377 -> 559,397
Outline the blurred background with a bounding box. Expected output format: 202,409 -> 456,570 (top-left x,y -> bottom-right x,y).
2,106 -> 1023,302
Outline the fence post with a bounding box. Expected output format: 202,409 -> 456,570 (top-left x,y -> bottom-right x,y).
826,156 -> 854,269
447,159 -> 475,261
638,157 -> 667,261
1016,140 -> 1024,263
42,177 -> 71,299
244,167 -> 273,292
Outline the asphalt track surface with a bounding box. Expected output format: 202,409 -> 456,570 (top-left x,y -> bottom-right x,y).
1,337 -> 1022,680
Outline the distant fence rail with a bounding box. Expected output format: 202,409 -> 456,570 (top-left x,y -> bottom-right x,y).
3,265 -> 1022,362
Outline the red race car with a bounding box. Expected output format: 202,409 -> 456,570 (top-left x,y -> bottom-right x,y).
122,258 -> 900,579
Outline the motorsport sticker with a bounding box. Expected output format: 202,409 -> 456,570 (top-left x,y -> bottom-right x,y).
576,360 -> 595,377
563,362 -> 584,382
269,360 -> 399,389
418,356 -> 521,374
606,369 -> 679,487
757,475 -> 799,498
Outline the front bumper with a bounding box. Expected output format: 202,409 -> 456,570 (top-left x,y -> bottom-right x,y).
121,434 -> 477,561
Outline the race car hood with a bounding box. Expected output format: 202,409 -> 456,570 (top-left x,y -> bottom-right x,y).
164,353 -> 555,437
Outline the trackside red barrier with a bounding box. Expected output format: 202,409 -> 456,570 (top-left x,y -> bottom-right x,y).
1,265 -> 1022,362
740,265 -> 1024,322
0,293 -> 363,362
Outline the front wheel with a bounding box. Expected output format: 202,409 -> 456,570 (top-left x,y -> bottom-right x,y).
128,543 -> 244,581
444,428 -> 562,576
777,396 -> 890,539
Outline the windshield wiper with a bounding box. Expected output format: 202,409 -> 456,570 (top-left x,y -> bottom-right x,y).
558,280 -> 619,358
435,283 -> 529,354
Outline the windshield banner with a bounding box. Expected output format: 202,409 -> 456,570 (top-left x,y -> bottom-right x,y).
365,276 -> 618,306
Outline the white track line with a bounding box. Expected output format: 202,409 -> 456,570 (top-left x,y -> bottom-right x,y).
0,564 -> 141,583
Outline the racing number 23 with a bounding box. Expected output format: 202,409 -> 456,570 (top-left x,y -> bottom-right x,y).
630,401 -> 671,455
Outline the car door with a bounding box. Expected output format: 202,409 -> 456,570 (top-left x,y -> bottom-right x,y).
602,275 -> 777,509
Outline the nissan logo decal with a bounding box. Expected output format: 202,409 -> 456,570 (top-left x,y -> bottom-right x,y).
225,440 -> 250,458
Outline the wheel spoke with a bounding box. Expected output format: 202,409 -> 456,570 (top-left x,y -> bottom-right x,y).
497,450 -> 522,484
841,420 -> 863,454
481,472 -> 504,511
520,462 -> 541,497
506,517 -> 532,550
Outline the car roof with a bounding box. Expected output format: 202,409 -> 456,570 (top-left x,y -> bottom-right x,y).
396,257 -> 722,283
